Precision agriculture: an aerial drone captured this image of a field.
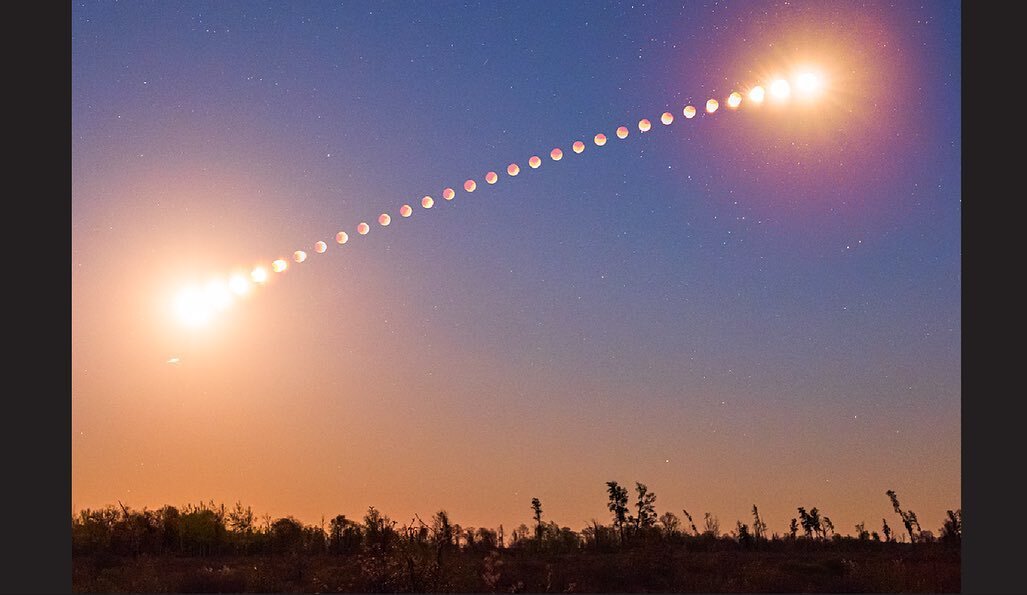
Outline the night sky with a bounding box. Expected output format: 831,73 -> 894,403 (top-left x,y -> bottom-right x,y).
72,1 -> 960,536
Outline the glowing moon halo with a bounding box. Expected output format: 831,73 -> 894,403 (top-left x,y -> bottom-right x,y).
770,78 -> 791,99
251,266 -> 269,284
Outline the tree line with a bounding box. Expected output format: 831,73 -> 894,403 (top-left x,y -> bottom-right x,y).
72,484 -> 961,558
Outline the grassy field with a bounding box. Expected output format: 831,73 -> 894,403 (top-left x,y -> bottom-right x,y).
73,543 -> 959,593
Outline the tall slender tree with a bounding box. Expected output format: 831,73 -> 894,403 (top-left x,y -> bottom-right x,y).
886,490 -> 921,543
634,483 -> 657,529
531,498 -> 543,546
606,481 -> 629,545
751,505 -> 767,544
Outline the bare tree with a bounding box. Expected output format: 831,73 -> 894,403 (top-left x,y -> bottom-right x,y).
659,511 -> 681,537
703,512 -> 720,537
751,505 -> 767,544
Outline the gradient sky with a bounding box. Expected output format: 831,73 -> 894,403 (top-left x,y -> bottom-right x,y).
72,0 -> 960,537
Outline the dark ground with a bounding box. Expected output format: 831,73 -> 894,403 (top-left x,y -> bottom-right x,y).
73,544 -> 959,593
